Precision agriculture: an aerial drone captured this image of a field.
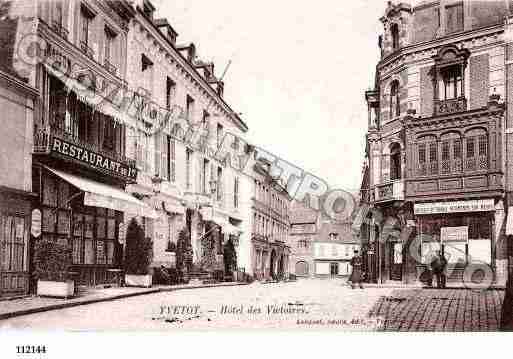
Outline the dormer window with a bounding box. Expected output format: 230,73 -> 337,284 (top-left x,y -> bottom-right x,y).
389,80 -> 400,118
391,23 -> 399,51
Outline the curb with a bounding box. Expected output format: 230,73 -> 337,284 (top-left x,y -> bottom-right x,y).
0,282 -> 249,321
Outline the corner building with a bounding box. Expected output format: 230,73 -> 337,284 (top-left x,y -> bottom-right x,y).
360,1 -> 513,286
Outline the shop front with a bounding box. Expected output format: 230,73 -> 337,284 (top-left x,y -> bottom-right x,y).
32,164 -> 155,287
414,199 -> 498,284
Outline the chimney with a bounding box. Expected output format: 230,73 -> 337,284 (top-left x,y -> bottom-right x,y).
177,43 -> 196,63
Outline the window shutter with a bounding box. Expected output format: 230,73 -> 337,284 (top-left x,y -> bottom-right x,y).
154,132 -> 161,177
170,139 -> 175,182
161,134 -> 168,180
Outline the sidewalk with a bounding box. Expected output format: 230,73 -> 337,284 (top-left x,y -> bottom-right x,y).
0,282 -> 248,321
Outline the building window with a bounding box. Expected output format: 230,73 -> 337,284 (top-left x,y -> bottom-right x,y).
329,233 -> 339,241
417,136 -> 437,176
217,166 -> 223,202
391,23 -> 399,51
439,66 -> 462,100
104,27 -> 116,67
53,1 -> 63,29
169,137 -> 176,182
466,129 -> 488,171
202,159 -> 209,194
446,3 -> 464,34
217,123 -> 224,149
234,177 -> 239,209
390,143 -> 401,180
166,77 -> 176,111
186,95 -> 194,123
185,149 -> 192,190
80,5 -> 94,57
389,80 -> 400,118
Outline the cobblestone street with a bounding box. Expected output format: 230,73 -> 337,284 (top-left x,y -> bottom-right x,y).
0,280 -> 506,331
369,288 -> 504,331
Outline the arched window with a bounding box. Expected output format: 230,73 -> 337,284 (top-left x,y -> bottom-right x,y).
417,135 -> 438,176
389,80 -> 400,118
295,261 -> 309,276
391,23 -> 399,51
440,132 -> 463,174
465,128 -> 488,171
390,143 -> 401,180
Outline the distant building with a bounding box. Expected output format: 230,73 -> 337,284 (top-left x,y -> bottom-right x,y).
248,159 -> 291,281
289,203 -> 319,277
313,221 -> 360,278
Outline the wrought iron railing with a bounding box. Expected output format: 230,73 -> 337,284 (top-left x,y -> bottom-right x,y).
104,59 -> 117,76
33,125 -> 136,169
434,97 -> 467,116
80,41 -> 94,59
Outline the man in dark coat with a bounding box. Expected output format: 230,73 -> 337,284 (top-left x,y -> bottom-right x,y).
430,250 -> 447,289
349,250 -> 364,289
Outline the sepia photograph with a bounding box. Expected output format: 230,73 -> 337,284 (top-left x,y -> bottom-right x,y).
0,0 -> 513,351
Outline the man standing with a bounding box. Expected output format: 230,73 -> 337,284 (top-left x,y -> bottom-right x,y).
349,250 -> 364,289
430,250 -> 448,289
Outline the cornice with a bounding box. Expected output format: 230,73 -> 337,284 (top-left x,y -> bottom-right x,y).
377,24 -> 503,75
132,13 -> 248,132
0,70 -> 39,99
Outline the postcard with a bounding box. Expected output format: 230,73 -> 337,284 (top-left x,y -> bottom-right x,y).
0,0 -> 511,345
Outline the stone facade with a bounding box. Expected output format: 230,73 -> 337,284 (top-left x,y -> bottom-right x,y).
360,1 -> 513,287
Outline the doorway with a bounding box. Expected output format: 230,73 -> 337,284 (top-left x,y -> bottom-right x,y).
330,262 -> 339,277
389,241 -> 403,281
0,215 -> 29,297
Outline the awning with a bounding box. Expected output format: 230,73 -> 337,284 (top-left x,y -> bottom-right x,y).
507,207 -> 513,236
44,166 -> 157,219
44,64 -> 131,127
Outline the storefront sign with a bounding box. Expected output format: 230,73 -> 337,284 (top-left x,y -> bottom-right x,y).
414,199 -> 494,215
50,137 -> 137,181
31,209 -> 42,238
441,226 -> 468,243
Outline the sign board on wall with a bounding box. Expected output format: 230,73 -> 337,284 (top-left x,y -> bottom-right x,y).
414,199 -> 494,215
31,209 -> 42,238
441,226 -> 468,243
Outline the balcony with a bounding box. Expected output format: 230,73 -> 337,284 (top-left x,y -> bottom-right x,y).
374,180 -> 405,203
80,41 -> 94,60
434,97 -> 467,116
33,126 -> 137,183
104,59 -> 117,76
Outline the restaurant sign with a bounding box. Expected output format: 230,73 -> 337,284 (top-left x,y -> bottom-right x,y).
50,137 -> 137,181
414,199 -> 494,215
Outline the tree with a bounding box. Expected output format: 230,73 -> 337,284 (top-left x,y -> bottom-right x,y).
124,218 -> 152,275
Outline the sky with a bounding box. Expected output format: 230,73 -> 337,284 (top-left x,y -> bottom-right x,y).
153,0 -> 387,192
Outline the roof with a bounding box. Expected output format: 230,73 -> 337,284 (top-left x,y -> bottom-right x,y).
317,221 -> 356,244
290,208 -> 318,224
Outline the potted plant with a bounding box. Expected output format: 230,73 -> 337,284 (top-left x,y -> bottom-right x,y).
124,218 -> 153,287
33,238 -> 74,298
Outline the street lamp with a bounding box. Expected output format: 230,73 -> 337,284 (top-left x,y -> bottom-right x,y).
151,174 -> 163,194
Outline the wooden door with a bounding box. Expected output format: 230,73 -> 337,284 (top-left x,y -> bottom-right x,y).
0,215 -> 29,297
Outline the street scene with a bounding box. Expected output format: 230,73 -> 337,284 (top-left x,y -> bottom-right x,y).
0,280 -> 504,331
0,0 -> 513,334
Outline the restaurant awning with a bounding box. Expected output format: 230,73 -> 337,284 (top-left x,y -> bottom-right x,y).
43,64 -> 133,127
44,166 -> 157,219
506,207 -> 513,236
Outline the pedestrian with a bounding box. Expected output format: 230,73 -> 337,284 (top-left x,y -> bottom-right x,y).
430,250 -> 447,289
349,250 -> 364,289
